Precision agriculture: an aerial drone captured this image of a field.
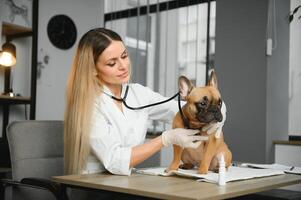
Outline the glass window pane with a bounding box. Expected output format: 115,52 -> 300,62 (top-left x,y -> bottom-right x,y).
104,1 -> 215,133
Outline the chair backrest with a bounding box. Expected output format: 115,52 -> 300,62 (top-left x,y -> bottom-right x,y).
6,120 -> 64,200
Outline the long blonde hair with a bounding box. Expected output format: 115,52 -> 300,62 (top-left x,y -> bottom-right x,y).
64,28 -> 123,174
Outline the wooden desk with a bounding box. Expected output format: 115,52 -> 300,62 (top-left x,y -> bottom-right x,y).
53,172 -> 301,200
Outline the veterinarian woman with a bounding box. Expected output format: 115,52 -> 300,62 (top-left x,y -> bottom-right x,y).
64,28 -> 226,176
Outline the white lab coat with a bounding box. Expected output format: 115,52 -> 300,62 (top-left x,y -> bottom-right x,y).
83,83 -> 178,175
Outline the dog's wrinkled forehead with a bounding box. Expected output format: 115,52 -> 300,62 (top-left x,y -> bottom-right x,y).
178,70 -> 220,102
188,86 -> 221,104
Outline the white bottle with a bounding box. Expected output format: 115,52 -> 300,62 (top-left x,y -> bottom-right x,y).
218,154 -> 226,186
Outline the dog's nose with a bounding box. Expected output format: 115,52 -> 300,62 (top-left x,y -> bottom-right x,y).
215,112 -> 223,122
209,106 -> 223,122
209,106 -> 219,113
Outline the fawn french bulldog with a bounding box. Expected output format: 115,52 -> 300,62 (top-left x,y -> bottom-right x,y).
166,70 -> 232,174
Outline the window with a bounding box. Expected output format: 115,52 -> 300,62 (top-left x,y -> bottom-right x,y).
104,0 -> 216,133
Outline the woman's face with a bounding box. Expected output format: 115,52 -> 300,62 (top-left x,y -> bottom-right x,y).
96,40 -> 130,87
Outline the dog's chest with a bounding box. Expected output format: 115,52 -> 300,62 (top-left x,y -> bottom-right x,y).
181,143 -> 205,165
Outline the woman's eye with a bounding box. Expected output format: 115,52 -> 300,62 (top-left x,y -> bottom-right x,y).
121,54 -> 128,59
107,62 -> 115,67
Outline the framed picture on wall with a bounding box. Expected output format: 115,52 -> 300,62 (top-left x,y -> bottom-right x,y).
0,0 -> 33,28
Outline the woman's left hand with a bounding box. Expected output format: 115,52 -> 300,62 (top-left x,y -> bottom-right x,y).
202,101 -> 226,138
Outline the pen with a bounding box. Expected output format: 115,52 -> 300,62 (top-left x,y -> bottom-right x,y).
290,166 -> 295,171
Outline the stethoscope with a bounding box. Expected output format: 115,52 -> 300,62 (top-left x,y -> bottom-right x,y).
102,85 -> 191,128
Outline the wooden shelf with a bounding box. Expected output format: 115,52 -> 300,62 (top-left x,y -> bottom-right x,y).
0,0 -> 38,168
273,140 -> 301,146
2,22 -> 32,37
0,167 -> 11,174
0,95 -> 31,105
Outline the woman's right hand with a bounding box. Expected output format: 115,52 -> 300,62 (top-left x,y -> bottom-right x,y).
161,128 -> 208,148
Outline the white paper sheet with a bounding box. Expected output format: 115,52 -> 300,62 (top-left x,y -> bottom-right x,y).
241,163 -> 301,175
136,166 -> 284,184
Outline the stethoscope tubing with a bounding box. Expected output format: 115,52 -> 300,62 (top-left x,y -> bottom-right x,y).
109,85 -> 180,110
103,85 -> 190,128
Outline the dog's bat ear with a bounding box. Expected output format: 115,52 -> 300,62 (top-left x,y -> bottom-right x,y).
178,75 -> 194,100
207,69 -> 218,88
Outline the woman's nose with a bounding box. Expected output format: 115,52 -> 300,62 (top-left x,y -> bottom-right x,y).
118,59 -> 128,70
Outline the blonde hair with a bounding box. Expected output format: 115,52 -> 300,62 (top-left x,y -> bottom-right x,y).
64,28 -> 123,174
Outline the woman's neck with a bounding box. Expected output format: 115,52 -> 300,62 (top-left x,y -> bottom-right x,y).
106,84 -> 122,98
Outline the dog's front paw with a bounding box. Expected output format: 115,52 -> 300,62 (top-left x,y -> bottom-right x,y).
165,164 -> 179,173
198,165 -> 209,174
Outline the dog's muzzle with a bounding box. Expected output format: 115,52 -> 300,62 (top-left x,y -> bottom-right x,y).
197,105 -> 222,123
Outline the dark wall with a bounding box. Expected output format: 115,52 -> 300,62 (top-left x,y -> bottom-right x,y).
266,0 -> 290,163
215,0 -> 290,163
215,0 -> 269,163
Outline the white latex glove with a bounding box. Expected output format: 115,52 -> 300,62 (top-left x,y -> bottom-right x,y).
161,128 -> 208,148
202,101 -> 227,139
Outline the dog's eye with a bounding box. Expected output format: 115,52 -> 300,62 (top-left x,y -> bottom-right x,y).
218,99 -> 222,106
196,101 -> 207,109
200,101 -> 206,106
196,96 -> 208,110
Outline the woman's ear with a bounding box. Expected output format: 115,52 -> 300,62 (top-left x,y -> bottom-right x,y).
178,76 -> 194,101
